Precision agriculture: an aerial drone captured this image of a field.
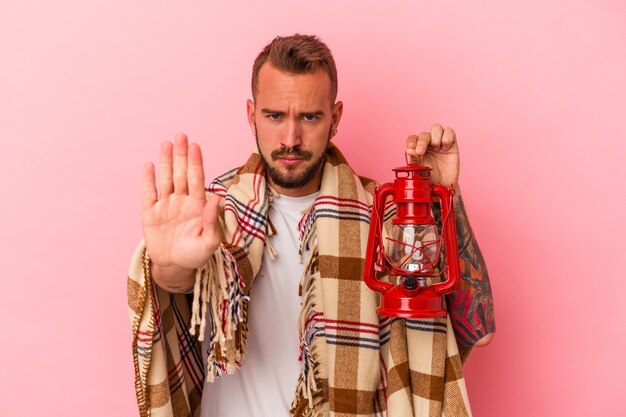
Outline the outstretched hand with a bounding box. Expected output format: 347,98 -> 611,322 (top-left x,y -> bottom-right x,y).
142,133 -> 222,272
405,124 -> 460,187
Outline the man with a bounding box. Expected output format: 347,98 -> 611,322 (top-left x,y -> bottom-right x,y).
129,34 -> 494,417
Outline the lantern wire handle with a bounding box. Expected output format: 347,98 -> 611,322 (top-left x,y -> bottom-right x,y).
406,150 -> 423,166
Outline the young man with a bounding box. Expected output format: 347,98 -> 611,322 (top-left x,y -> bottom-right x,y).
129,34 -> 495,417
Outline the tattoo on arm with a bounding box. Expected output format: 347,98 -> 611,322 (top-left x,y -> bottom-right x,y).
437,193 -> 496,347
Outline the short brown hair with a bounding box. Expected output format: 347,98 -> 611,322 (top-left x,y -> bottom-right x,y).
251,34 -> 338,103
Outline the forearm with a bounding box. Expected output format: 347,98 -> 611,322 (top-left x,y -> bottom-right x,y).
445,188 -> 496,347
151,263 -> 196,294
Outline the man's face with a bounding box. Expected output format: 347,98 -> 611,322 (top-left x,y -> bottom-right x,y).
247,63 -> 343,196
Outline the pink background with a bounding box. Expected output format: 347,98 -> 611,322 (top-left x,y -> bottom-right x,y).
1,0 -> 625,416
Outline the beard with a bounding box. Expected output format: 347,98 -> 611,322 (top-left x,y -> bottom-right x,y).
256,128 -> 331,190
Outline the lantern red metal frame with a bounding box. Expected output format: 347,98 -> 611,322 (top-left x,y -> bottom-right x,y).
364,163 -> 461,318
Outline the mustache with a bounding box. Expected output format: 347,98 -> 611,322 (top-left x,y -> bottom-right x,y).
270,146 -> 313,161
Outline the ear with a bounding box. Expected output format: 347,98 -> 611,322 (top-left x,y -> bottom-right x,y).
331,101 -> 344,134
246,99 -> 256,136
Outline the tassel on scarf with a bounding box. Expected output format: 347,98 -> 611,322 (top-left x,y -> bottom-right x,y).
189,245 -> 250,382
291,215 -> 328,417
298,202 -> 318,263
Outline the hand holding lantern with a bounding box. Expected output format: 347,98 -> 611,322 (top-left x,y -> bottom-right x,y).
364,159 -> 461,318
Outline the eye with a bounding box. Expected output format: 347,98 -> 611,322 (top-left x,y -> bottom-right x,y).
268,113 -> 282,120
303,114 -> 317,122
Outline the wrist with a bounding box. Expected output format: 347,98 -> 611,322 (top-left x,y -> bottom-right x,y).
151,263 -> 196,293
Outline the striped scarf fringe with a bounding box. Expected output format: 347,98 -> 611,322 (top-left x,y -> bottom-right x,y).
189,245 -> 250,381
290,216 -> 329,416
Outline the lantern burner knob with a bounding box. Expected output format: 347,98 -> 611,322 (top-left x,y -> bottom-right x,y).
403,276 -> 418,290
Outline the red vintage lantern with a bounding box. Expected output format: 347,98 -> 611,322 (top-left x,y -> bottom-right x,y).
364,161 -> 461,318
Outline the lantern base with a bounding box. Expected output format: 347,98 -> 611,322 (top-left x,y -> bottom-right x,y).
376,285 -> 447,318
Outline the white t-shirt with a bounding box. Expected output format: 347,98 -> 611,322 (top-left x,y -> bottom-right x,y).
200,191 -> 318,417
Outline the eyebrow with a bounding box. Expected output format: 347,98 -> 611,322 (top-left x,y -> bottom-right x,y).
260,108 -> 325,117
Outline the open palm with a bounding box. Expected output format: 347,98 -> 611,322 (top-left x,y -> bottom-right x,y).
142,134 -> 221,271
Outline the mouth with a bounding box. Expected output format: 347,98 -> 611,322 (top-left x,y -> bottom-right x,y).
277,157 -> 305,166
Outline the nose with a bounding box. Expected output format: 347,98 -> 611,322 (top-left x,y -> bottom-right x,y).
281,118 -> 302,149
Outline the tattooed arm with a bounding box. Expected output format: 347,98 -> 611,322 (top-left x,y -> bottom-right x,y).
444,189 -> 495,348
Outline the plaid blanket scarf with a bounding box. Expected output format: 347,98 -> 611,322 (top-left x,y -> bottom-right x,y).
128,144 -> 472,417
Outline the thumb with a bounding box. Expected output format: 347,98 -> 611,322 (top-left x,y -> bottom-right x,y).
202,194 -> 223,252
202,193 -> 222,229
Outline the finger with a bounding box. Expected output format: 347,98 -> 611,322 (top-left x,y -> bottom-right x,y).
405,134 -> 420,162
415,132 -> 431,156
158,141 -> 174,197
405,134 -> 419,150
430,124 -> 444,151
203,193 -> 221,227
173,133 -> 189,194
204,193 -> 222,223
188,143 -> 206,200
202,194 -> 223,247
441,127 -> 457,152
142,162 -> 158,209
